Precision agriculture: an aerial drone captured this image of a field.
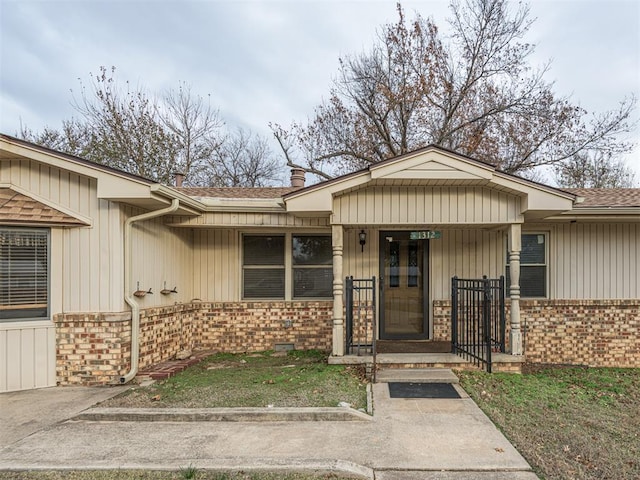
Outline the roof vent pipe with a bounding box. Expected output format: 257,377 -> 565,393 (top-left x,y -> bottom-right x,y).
290,168 -> 305,188
173,172 -> 185,188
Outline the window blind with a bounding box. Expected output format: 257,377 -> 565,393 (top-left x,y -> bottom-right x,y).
0,229 -> 49,320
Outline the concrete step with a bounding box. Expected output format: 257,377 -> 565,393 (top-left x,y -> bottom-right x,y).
376,368 -> 459,384
375,471 -> 538,480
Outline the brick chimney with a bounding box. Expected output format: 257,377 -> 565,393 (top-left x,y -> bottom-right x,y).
290,168 -> 305,188
173,172 -> 185,188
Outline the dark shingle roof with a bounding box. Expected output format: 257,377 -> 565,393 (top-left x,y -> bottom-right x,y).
0,188 -> 88,225
565,188 -> 640,208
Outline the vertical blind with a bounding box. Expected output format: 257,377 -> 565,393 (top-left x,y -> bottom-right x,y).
0,228 -> 49,320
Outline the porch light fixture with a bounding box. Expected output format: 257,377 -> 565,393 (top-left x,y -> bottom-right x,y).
359,230 -> 367,252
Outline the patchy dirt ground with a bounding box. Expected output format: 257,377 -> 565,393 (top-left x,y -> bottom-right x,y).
100,350 -> 368,410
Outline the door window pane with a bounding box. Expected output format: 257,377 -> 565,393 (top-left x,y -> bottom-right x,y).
408,242 -> 419,287
389,241 -> 400,287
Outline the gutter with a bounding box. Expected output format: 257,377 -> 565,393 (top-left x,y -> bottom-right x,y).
150,184 -> 203,212
120,199 -> 180,384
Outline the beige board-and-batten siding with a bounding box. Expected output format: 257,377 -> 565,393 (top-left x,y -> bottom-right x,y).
549,222 -> 639,299
332,186 -> 522,225
0,321 -> 56,392
124,205 -> 194,307
189,217 -> 331,302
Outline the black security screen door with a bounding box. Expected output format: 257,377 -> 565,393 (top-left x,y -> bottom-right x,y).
379,231 -> 429,340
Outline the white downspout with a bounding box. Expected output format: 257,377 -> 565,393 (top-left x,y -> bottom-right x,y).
120,199 -> 180,384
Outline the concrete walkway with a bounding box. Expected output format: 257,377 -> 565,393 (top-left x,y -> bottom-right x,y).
0,381 -> 536,479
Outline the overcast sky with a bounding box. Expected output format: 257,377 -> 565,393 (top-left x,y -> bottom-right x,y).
1,0 -> 639,182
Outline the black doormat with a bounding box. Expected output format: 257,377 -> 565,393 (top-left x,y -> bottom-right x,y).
376,340 -> 451,353
388,382 -> 461,399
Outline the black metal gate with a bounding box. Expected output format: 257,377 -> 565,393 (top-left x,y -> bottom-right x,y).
345,276 -> 376,356
451,275 -> 505,372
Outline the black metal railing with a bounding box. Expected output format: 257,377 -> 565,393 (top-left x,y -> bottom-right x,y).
345,276 -> 376,358
451,275 -> 505,372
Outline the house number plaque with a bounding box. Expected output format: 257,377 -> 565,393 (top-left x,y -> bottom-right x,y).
409,230 -> 441,240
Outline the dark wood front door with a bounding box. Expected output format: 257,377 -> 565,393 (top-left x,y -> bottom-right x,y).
379,231 -> 429,340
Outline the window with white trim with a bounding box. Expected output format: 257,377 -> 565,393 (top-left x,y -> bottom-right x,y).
292,235 -> 333,298
242,233 -> 333,300
242,235 -> 285,299
506,233 -> 547,298
0,228 -> 49,321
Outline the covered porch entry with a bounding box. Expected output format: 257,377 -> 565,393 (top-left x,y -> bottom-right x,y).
341,227 -> 511,356
282,146 -> 577,362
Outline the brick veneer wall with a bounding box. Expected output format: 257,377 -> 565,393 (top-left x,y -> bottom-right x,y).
432,301 -> 452,343
194,301 -> 333,353
54,300 -> 333,386
138,304 -> 201,370
432,299 -> 640,367
521,300 -> 639,367
54,312 -> 131,386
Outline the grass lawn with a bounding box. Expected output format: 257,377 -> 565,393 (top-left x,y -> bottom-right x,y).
459,366 -> 640,480
101,350 -> 368,410
0,471 -> 362,480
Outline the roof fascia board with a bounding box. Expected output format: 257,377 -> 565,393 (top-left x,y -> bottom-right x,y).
1,137 -> 166,206
1,138 -> 152,187
152,185 -> 287,213
0,182 -> 93,226
544,208 -> 640,220
199,199 -> 286,212
491,175 -> 575,213
492,172 -> 576,201
96,178 -> 156,201
151,185 -> 204,212
284,172 -> 372,213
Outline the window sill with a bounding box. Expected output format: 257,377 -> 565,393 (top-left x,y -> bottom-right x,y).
0,319 -> 53,329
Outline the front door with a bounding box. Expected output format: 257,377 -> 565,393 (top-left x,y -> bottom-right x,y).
379,231 -> 429,339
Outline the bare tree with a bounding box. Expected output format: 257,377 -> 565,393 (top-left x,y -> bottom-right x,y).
70,67 -> 179,183
19,118 -> 93,158
206,128 -> 282,187
17,67 -> 282,187
555,151 -> 636,188
273,0 -> 636,180
158,82 -> 224,186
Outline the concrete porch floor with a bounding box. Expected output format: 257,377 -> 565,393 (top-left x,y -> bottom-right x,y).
329,352 -> 525,374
